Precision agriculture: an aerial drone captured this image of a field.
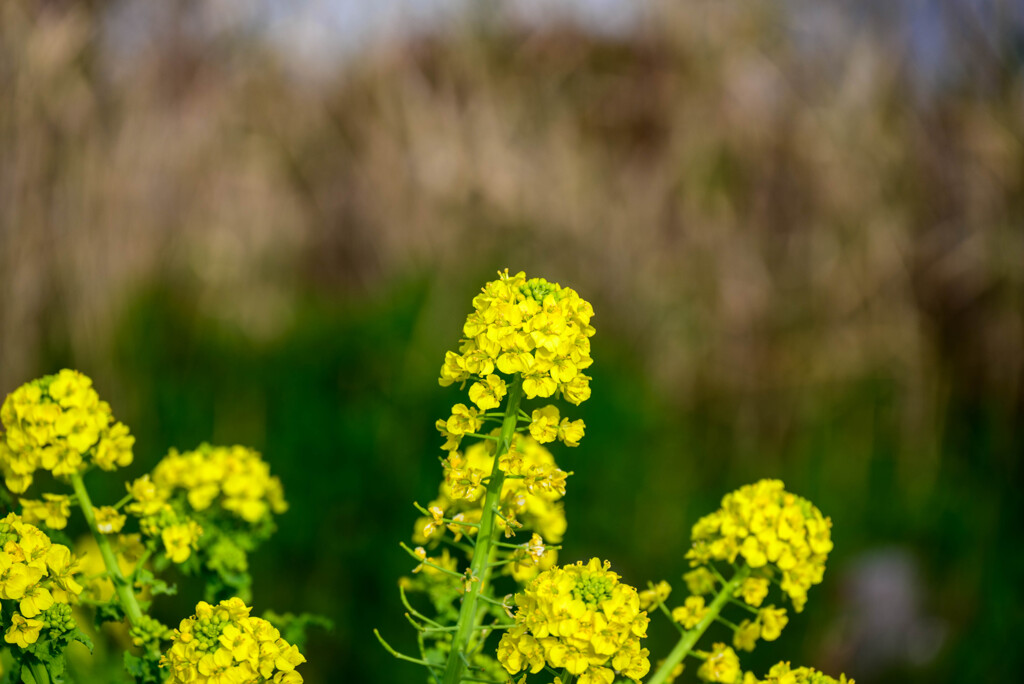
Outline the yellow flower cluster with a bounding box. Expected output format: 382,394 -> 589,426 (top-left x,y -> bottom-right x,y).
126,475 -> 203,564
687,480 -> 833,611
0,370 -> 134,493
0,513 -> 83,649
497,558 -> 650,684
161,597 -> 306,684
152,444 -> 288,524
19,493 -> 72,530
439,270 -> 595,405
752,662 -> 855,684
637,580 -> 672,610
425,435 -> 567,545
732,606 -> 788,652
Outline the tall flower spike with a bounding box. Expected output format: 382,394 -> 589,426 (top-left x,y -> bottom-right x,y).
440,270 -> 595,405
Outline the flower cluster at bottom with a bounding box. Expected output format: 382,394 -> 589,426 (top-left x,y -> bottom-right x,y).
753,662 -> 855,684
161,597 -> 306,683
0,513 -> 82,649
687,644 -> 854,684
498,558 -> 650,684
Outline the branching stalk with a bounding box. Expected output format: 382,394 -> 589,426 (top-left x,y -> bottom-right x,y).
69,471 -> 144,625
645,564 -> 751,684
441,377 -> 523,684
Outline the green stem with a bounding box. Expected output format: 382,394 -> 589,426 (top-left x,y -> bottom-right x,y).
441,376 -> 523,684
69,471 -> 144,625
646,564 -> 750,684
27,661 -> 49,684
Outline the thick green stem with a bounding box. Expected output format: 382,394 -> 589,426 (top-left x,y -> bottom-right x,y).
441,377 -> 523,684
27,661 -> 49,684
646,564 -> 751,684
69,471 -> 144,625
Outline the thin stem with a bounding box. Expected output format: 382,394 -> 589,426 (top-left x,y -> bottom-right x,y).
374,629 -> 439,669
69,471 -> 144,625
441,376 -> 523,684
400,586 -> 444,628
645,564 -> 750,684
111,492 -> 133,510
656,599 -> 686,635
729,598 -> 760,615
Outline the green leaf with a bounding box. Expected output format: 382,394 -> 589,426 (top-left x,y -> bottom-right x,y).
123,652 -> 146,678
71,627 -> 95,654
94,600 -> 126,628
261,610 -> 334,650
133,568 -> 177,597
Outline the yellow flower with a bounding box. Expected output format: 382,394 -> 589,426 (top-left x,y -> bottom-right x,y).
686,480 -> 832,612
737,577 -> 769,607
468,374 -> 508,411
638,580 -> 673,610
445,404 -> 483,437
498,558 -> 649,683
93,421 -> 134,470
147,444 -> 288,525
733,619 -> 760,652
4,612 -> 45,648
19,493 -> 71,530
758,606 -> 788,641
94,506 -> 127,534
0,562 -> 43,601
697,643 -> 741,683
0,371 -> 134,491
161,598 -> 305,684
161,521 -> 203,564
44,543 -> 83,602
556,418 -> 585,447
528,406 -> 560,444
671,595 -> 709,629
19,584 -> 54,618
440,271 -> 596,403
756,662 -> 855,684
125,474 -> 169,516
684,567 -> 718,595
438,435 -> 568,544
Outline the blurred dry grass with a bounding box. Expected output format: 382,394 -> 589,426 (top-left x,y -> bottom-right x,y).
2,1 -> 1020,413
1,1 -> 1022,680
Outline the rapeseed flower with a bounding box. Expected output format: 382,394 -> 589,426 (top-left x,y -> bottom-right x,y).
19,493 -> 72,530
426,434 -> 568,547
161,597 -> 306,683
696,643 -> 741,683
152,444 -> 288,524
0,370 -> 134,492
0,513 -> 82,649
686,480 -> 833,612
638,580 -> 672,610
497,558 -> 650,684
671,595 -> 709,629
754,662 -> 855,684
439,270 -> 596,449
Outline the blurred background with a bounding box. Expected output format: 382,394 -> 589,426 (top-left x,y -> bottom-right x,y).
1,0 -> 1022,682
